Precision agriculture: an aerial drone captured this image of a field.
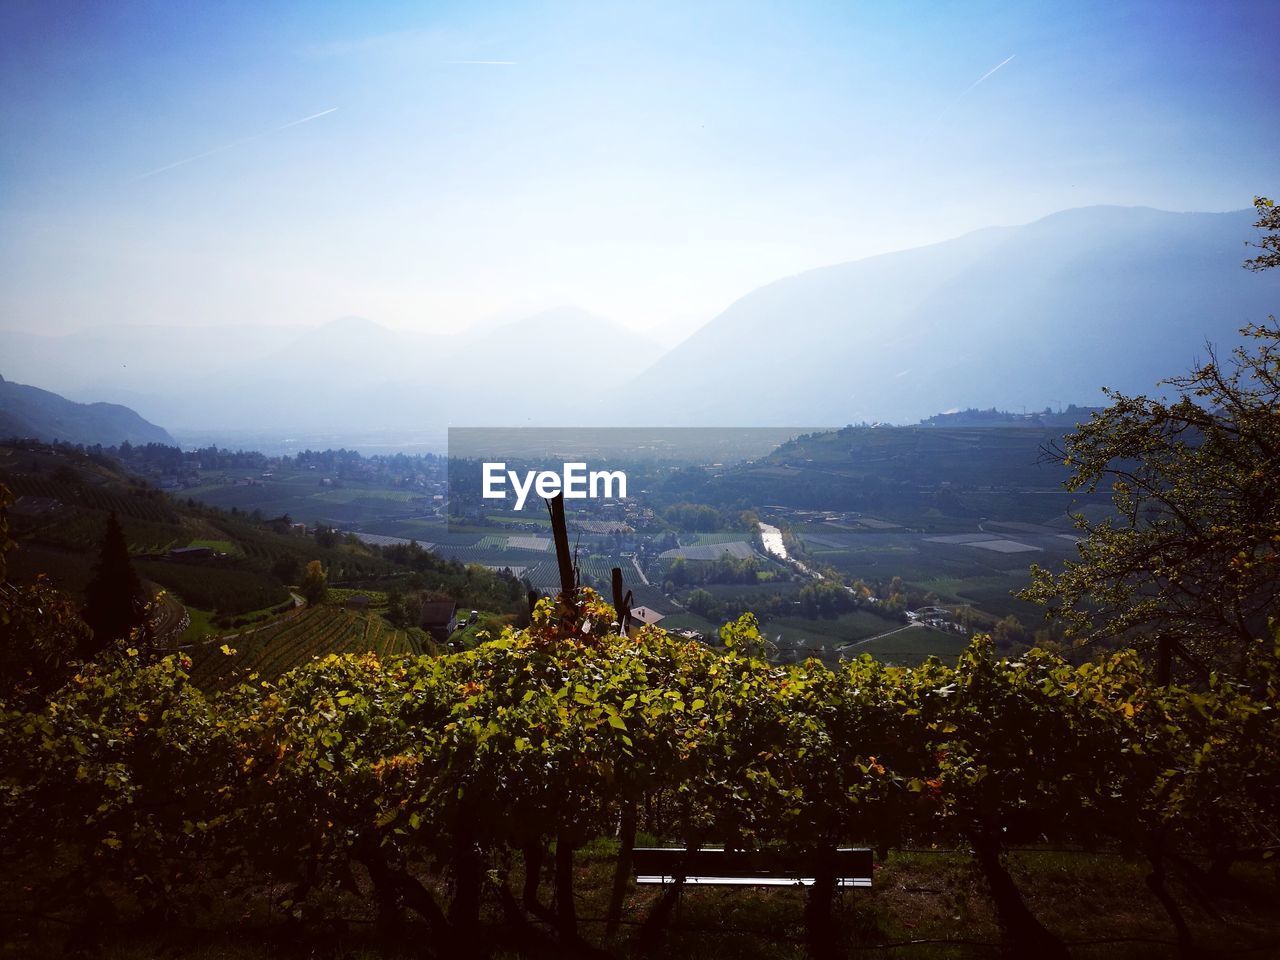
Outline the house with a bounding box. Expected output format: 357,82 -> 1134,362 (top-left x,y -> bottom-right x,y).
420,600 -> 458,642
626,605 -> 666,636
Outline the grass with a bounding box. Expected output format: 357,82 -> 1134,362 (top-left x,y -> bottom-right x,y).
178,605 -> 219,643
4,844 -> 1277,958
853,625 -> 970,665
766,610 -> 912,647
450,611 -> 516,649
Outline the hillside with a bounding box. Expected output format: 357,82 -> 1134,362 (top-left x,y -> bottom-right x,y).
0,374 -> 175,446
0,440 -> 526,642
628,206 -> 1280,425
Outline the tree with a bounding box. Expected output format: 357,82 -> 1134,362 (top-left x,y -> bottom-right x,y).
992,614 -> 1029,651
300,560 -> 328,606
1023,202 -> 1280,677
81,512 -> 147,655
270,555 -> 301,585
685,588 -> 719,620
1245,195 -> 1279,272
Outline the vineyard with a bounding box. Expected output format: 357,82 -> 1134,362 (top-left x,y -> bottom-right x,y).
135,559 -> 290,616
5,473 -> 179,525
4,597 -> 1279,959
187,605 -> 417,687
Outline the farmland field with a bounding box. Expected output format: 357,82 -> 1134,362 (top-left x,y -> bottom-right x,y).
659,541 -> 754,561
182,469 -> 437,526
188,606 -> 419,688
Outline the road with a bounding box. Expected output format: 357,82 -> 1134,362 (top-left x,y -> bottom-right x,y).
835,621 -> 925,653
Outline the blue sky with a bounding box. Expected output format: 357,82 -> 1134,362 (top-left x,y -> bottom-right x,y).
2,0 -> 1276,341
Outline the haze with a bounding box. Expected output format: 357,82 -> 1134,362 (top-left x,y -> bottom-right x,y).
3,0 -> 1277,345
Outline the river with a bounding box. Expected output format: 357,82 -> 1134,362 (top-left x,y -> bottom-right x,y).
758,522 -> 787,560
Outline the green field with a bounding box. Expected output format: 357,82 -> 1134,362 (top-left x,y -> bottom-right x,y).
182,469 -> 435,525
187,605 -> 419,688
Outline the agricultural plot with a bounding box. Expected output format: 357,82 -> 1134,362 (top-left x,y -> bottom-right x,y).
37,509 -> 185,555
799,532 -> 863,549
701,580 -> 804,600
430,544 -> 551,567
794,527 -> 1077,623
659,541 -> 754,561
4,474 -> 179,525
4,544 -> 95,597
356,518 -> 449,540
681,531 -> 756,545
485,513 -> 551,528
849,517 -> 902,530
521,561 -> 563,590
185,471 -> 434,526
506,535 -> 551,551
136,559 -> 289,616
849,624 -> 970,666
354,532 -> 428,549
967,538 -> 1043,553
763,609 -> 911,650
188,606 -> 416,688
187,538 -> 242,556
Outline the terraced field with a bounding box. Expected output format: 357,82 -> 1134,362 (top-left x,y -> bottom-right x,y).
188,606 -> 418,688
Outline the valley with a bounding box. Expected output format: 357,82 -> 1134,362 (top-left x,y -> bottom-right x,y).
0,414 -> 1110,669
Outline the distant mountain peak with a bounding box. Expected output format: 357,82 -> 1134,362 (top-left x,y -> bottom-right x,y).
626,205 -> 1280,426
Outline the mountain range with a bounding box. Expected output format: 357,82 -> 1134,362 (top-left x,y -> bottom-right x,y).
2,205 -> 1276,440
0,307 -> 666,440
626,206 -> 1280,425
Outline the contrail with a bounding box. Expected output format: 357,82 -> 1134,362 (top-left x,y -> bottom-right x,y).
957,54 -> 1015,99
443,59 -> 516,65
929,54 -> 1015,126
131,107 -> 339,182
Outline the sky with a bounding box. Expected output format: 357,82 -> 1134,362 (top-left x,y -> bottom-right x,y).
1,0 -> 1277,344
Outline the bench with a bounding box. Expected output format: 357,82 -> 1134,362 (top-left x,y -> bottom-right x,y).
632,846 -> 873,888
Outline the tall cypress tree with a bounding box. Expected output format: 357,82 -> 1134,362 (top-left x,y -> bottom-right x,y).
81,512 -> 146,655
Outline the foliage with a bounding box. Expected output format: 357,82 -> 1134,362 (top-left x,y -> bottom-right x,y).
1023,322 -> 1279,672
1,587 -> 1277,956
136,558 -> 290,616
1245,196 -> 1279,272
81,511 -> 147,654
300,559 -> 328,606
664,502 -> 729,532
0,575 -> 91,704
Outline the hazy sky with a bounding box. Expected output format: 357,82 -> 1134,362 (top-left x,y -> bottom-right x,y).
2,0 -> 1277,342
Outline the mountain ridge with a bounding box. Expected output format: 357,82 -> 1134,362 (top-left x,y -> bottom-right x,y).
622,205 -> 1279,425
0,374 -> 175,446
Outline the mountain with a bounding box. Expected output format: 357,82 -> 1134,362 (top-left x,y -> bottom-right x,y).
5,208 -> 1274,439
626,206 -> 1280,425
0,323 -> 305,403
0,307 -> 664,439
0,375 -> 175,446
431,306 -> 666,425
